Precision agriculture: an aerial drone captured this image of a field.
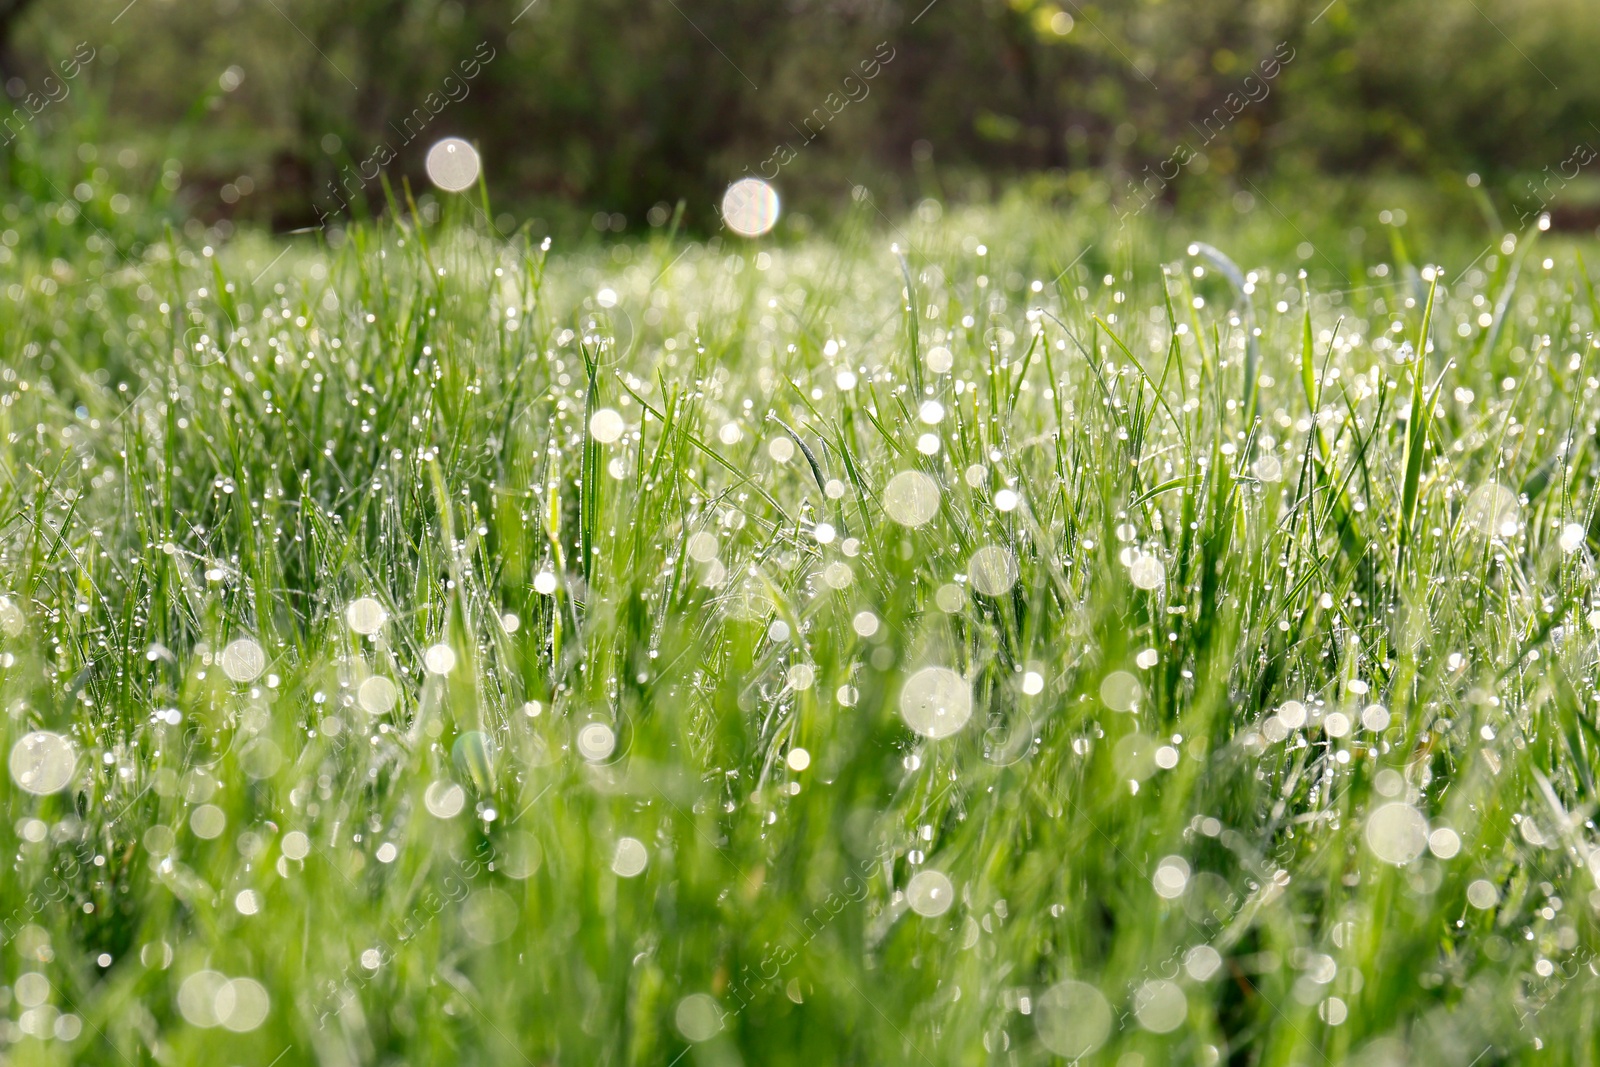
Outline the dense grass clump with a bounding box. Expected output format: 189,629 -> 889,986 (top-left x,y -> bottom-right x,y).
2,194 -> 1599,1065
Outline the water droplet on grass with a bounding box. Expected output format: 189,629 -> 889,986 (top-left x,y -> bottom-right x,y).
239,738 -> 282,779
0,595 -> 23,636
501,833 -> 542,879
934,584 -> 965,612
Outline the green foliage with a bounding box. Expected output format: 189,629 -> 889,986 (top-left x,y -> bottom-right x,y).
2,188 -> 1600,1064
9,0 -> 1600,224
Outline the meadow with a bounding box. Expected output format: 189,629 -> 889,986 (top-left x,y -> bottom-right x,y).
2,178 -> 1600,1066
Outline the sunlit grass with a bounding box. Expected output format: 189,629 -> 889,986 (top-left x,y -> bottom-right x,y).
1,190 -> 1598,1065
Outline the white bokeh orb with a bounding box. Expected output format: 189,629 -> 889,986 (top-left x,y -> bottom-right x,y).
425,138 -> 481,193
722,178 -> 780,238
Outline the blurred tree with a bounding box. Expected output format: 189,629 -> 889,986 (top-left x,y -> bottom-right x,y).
0,0 -> 39,87
9,0 -> 1599,227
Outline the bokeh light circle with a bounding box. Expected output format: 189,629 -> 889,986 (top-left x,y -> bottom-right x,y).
722,178 -> 780,238
612,836 -> 648,877
883,470 -> 940,527
10,732 -> 76,795
1365,802 -> 1429,865
1035,980 -> 1113,1058
899,666 -> 972,739
967,544 -> 1019,596
425,138 -> 481,193
676,994 -> 724,1042
1464,482 -> 1520,538
906,869 -> 955,916
1133,978 -> 1187,1032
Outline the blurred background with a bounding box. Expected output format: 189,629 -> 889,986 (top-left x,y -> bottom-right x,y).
3,0 -> 1598,237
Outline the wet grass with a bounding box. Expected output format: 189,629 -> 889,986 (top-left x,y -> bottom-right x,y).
1,188 -> 1599,1066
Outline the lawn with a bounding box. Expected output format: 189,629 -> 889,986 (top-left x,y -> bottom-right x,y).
1,186 -> 1597,1065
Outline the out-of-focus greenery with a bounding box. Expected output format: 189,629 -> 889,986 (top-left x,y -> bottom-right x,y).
7,0 -> 1600,229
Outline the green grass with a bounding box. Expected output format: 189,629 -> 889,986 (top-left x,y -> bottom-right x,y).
2,183 -> 1599,1066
